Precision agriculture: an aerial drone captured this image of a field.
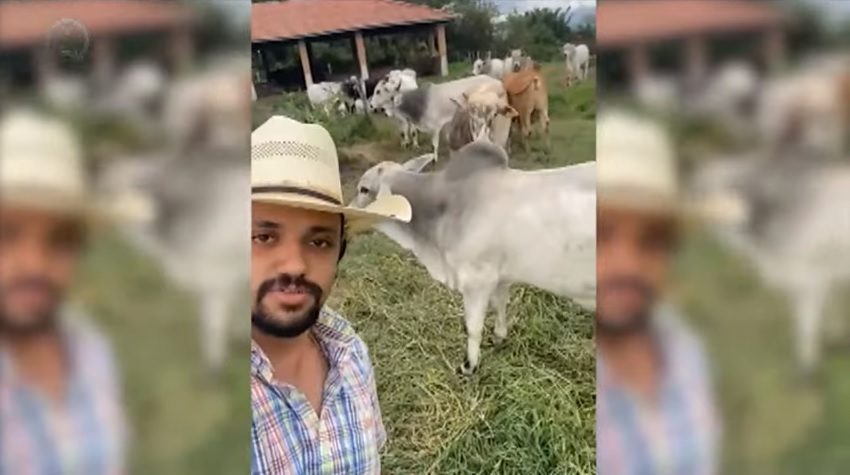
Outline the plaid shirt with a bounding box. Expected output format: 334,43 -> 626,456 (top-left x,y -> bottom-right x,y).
597,311 -> 721,475
251,307 -> 386,475
0,308 -> 127,475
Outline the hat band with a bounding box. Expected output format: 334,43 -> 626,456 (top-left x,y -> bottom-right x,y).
252,185 -> 342,206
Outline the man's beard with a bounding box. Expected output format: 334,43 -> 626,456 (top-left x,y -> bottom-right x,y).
596,276 -> 656,338
251,274 -> 324,339
0,276 -> 62,338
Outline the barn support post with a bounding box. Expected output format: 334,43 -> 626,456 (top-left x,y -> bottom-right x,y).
92,37 -> 115,86
763,27 -> 785,72
683,35 -> 707,82
33,47 -> 56,87
436,23 -> 448,77
298,39 -> 314,87
626,43 -> 650,84
169,27 -> 193,73
259,46 -> 272,83
354,30 -> 369,80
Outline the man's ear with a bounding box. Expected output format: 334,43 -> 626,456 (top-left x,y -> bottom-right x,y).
401,153 -> 436,173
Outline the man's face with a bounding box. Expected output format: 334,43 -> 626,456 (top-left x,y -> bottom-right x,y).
251,202 -> 343,339
596,205 -> 679,336
0,206 -> 84,336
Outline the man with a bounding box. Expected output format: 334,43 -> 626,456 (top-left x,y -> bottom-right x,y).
0,109 -> 128,474
596,110 -> 722,475
250,116 -> 412,474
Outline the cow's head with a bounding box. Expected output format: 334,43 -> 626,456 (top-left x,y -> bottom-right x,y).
472,58 -> 484,76
452,90 -> 518,141
369,75 -> 401,115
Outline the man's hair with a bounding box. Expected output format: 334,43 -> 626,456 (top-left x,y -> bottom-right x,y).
339,215 -> 348,262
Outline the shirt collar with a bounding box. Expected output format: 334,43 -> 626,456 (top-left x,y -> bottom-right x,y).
0,306 -> 95,384
251,307 -> 356,383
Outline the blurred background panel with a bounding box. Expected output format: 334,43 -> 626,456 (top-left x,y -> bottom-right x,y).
598,0 -> 850,473
1,0 -> 251,473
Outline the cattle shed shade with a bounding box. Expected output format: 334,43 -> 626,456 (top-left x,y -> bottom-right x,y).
0,0 -> 193,49
597,0 -> 783,49
251,0 -> 453,43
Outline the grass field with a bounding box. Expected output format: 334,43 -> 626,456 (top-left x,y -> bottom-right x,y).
658,116 -> 850,474
246,62 -> 594,474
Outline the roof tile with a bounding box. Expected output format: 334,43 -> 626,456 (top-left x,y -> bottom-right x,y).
252,0 -> 453,43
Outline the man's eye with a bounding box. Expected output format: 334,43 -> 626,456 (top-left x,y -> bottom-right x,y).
310,239 -> 332,249
252,233 -> 275,245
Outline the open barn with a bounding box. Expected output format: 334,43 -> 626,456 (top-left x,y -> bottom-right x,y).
251,0 -> 453,95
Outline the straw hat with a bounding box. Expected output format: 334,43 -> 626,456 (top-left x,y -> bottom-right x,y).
251,116 -> 412,233
0,108 -> 154,225
597,109 -> 746,223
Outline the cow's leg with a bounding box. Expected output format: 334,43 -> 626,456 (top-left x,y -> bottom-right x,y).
399,126 -> 409,148
490,282 -> 511,346
522,110 -> 532,151
410,124 -> 420,148
792,285 -> 827,382
431,130 -> 441,161
200,289 -> 230,382
458,278 -> 497,376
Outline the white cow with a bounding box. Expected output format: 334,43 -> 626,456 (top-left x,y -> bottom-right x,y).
691,153 -> 850,379
97,147 -> 249,380
472,58 -> 506,79
756,70 -> 847,158
351,146 -> 596,374
563,43 -> 590,85
306,81 -> 344,115
41,74 -> 89,112
447,85 -> 517,152
370,75 -> 504,160
163,71 -> 250,154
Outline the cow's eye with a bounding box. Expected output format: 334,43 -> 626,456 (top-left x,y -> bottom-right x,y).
359,186 -> 369,194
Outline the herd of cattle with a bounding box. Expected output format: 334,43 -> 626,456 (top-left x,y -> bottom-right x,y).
249,42 -> 597,374
251,42 -> 593,158
672,52 -> 850,380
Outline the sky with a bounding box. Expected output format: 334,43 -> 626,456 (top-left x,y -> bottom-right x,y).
492,0 -> 596,14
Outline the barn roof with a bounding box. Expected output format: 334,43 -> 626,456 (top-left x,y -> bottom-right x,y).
0,0 -> 193,49
251,0 -> 453,43
597,0 -> 783,49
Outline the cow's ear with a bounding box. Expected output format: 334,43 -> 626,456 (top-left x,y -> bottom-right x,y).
500,105 -> 519,118
461,91 -> 470,102
402,153 -> 436,173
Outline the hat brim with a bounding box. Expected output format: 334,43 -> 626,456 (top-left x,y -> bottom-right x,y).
1,187 -> 156,227
252,191 -> 412,234
598,186 -> 748,229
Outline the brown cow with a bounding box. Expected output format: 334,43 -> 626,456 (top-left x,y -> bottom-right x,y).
502,64 -> 550,150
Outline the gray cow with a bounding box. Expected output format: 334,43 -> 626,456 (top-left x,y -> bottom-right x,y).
691,152 -> 850,379
351,142 -> 597,375
370,75 -> 504,160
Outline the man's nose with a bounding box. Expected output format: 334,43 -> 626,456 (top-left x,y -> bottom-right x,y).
272,239 -> 308,277
17,238 -> 53,275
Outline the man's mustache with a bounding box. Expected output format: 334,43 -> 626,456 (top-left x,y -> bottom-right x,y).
255,274 -> 323,305
2,276 -> 60,298
598,276 -> 655,300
